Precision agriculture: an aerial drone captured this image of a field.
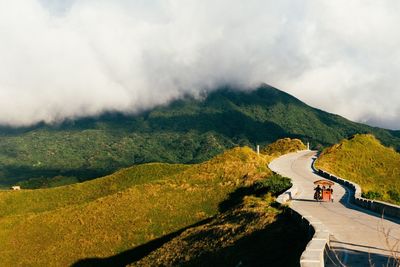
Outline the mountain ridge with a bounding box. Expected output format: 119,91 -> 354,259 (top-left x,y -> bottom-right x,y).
1,84 -> 399,187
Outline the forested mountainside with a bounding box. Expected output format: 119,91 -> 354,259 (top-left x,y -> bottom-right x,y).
1,84 -> 399,187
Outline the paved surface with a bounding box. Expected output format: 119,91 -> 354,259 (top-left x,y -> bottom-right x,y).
269,151 -> 400,266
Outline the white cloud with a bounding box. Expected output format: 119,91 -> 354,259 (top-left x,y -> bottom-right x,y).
0,0 -> 399,129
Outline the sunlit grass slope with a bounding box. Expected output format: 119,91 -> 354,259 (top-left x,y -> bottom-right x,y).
316,134 -> 400,204
0,163 -> 188,217
75,137 -> 307,266
0,147 -> 273,266
261,137 -> 306,156
130,195 -> 307,267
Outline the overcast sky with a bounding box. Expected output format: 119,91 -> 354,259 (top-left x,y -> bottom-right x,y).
1,0 -> 399,129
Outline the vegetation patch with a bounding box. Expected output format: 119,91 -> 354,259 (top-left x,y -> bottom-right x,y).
316,134 -> 400,205
253,174 -> 292,195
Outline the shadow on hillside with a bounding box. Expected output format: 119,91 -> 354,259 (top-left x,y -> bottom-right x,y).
71,218 -> 213,267
218,182 -> 288,213
291,198 -> 320,203
71,184 -> 264,267
0,165 -> 114,187
176,213 -> 308,267
72,177 -> 305,267
147,110 -> 291,144
71,211 -> 308,267
218,186 -> 256,212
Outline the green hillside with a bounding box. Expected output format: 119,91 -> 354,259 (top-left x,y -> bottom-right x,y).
0,145 -> 305,266
1,84 -> 399,187
316,134 -> 400,204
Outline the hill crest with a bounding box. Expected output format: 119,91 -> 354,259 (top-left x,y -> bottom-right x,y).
316,134 -> 400,204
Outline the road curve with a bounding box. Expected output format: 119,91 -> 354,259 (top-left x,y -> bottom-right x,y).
269,150 -> 400,266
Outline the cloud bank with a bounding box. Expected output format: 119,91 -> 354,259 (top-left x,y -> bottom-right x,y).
0,0 -> 400,129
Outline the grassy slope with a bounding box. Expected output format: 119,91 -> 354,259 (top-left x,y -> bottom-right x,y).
1,85 -> 399,187
316,134 -> 400,204
0,147 -> 274,266
261,137 -> 306,156
76,138 -> 308,267
129,195 -> 307,267
0,163 -> 188,217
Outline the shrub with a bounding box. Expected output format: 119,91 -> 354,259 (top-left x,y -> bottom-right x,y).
254,174 -> 292,196
362,191 -> 382,200
387,190 -> 400,203
218,174 -> 292,212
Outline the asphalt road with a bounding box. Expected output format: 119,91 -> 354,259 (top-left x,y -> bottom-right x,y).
269,150 -> 400,266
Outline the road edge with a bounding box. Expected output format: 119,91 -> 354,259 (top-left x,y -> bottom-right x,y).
272,151 -> 331,267
313,162 -> 400,220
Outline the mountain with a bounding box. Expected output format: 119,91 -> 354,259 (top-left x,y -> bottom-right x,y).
1,84 -> 399,187
316,134 -> 400,205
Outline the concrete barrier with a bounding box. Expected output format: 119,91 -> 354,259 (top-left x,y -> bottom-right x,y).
276,185 -> 298,203
277,186 -> 331,267
314,166 -> 400,220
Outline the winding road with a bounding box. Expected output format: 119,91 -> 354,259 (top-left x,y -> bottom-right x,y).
269,150 -> 400,266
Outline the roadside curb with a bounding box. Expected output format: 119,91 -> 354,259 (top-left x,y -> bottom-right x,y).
314,166 -> 400,220
274,156 -> 331,267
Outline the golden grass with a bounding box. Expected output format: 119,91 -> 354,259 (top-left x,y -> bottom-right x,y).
130,194 -> 308,267
261,137 -> 306,157
0,163 -> 189,217
316,134 -> 400,204
0,146 -> 273,266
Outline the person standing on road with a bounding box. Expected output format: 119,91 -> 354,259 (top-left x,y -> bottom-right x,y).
328,185 -> 334,202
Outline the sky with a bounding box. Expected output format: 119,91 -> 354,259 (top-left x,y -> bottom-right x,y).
1,0 -> 400,129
